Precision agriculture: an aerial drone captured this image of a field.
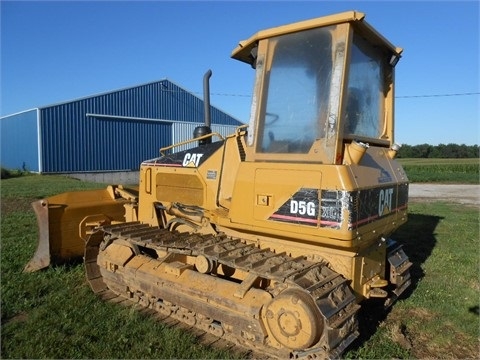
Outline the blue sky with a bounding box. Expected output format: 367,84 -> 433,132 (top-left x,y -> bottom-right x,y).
1,0 -> 479,145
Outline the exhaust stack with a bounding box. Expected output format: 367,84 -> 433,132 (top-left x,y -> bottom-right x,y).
203,69 -> 212,128
193,70 -> 213,145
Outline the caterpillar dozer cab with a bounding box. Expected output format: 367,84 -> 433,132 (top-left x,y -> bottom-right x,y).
25,11 -> 411,359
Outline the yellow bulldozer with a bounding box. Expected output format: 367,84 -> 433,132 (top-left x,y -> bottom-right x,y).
25,11 -> 411,359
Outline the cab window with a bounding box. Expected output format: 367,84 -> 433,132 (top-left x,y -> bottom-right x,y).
344,34 -> 387,139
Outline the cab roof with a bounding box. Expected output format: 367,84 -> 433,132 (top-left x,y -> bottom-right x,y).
231,11 -> 402,65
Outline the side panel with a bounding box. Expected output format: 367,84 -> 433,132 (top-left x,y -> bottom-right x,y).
223,149 -> 408,250
254,169 -> 321,224
225,162 -> 359,247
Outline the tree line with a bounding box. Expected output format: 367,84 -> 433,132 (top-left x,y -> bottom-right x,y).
397,143 -> 479,158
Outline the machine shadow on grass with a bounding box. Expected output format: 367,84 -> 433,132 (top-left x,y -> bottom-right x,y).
347,212 -> 443,351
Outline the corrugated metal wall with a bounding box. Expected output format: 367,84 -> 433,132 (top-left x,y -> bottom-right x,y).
37,80 -> 243,172
0,109 -> 40,171
41,109 -> 172,172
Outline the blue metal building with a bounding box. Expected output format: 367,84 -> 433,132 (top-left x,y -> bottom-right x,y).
1,80 -> 243,173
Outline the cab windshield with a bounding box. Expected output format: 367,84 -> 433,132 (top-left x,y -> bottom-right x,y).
258,25 -> 343,155
255,24 -> 390,161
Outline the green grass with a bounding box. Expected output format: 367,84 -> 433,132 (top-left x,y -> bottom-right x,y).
1,175 -> 479,359
345,201 -> 479,359
398,158 -> 479,184
1,175 -> 237,359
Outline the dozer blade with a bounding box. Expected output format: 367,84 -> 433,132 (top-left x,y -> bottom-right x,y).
24,186 -> 134,272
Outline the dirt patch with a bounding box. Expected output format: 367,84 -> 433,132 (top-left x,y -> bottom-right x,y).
409,325 -> 479,359
0,197 -> 34,216
3,312 -> 28,325
387,308 -> 479,359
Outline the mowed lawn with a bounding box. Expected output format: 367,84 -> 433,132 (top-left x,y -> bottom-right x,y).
1,174 -> 479,359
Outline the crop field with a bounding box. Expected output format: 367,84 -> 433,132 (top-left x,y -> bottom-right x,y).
398,158 -> 479,184
1,173 -> 479,359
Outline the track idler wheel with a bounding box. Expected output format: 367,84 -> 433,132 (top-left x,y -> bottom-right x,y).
263,289 -> 323,350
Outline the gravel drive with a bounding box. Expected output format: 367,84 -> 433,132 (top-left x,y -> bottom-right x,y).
409,184 -> 480,207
